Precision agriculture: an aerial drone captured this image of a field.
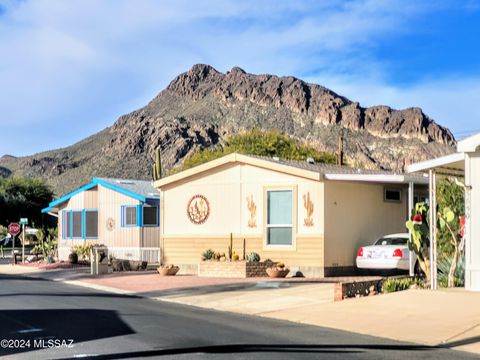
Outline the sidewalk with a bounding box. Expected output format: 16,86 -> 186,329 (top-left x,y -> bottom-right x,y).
1,265 -> 479,355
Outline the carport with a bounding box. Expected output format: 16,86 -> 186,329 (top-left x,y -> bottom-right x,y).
407,133 -> 480,291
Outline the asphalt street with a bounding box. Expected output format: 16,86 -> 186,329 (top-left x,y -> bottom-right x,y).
0,273 -> 477,360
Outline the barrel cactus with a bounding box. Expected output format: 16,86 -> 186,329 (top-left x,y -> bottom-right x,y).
247,252 -> 260,262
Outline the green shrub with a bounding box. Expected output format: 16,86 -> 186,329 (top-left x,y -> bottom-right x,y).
382,277 -> 424,293
73,244 -> 93,261
438,255 -> 465,288
202,248 -> 215,261
171,129 -> 336,174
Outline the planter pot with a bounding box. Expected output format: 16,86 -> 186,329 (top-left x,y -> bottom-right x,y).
111,259 -> 124,272
129,260 -> 142,271
157,267 -> 179,276
266,268 -> 290,278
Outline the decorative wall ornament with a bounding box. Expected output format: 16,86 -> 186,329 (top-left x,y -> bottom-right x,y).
106,217 -> 115,231
246,194 -> 257,228
187,194 -> 210,224
303,192 -> 314,227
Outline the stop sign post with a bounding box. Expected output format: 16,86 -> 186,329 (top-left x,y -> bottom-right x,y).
8,223 -> 21,263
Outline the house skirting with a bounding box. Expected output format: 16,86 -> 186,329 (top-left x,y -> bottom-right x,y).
58,246 -> 160,264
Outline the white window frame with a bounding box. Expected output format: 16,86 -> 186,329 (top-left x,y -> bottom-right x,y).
123,205 -> 138,227
264,187 -> 296,250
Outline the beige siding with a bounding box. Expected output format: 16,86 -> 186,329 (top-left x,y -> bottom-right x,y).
97,185 -> 140,248
84,189 -> 98,209
324,181 -> 408,268
161,162 -> 324,267
55,184 -> 160,261
142,226 -> 160,248
163,235 -> 323,268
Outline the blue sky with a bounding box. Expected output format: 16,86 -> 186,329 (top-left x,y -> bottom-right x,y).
1,0 -> 480,156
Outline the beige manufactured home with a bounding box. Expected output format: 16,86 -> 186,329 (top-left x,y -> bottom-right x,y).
154,153 -> 427,276
42,178 -> 160,263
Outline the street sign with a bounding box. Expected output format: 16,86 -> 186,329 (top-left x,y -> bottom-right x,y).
19,218 -> 28,225
8,223 -> 21,236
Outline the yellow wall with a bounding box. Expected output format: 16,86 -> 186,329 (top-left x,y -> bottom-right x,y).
324,181 -> 408,268
161,163 -> 324,268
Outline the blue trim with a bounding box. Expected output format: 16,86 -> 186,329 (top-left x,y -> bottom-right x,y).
145,198 -> 160,203
42,177 -> 159,213
121,205 -> 138,227
41,182 -> 97,213
120,206 -> 125,227
137,205 -> 143,227
81,209 -> 86,240
93,178 -> 147,202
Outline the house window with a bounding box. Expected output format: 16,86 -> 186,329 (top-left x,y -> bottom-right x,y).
123,206 -> 137,227
63,211 -> 71,239
72,211 -> 82,238
143,205 -> 158,226
85,210 -> 98,238
266,190 -> 293,246
384,188 -> 402,202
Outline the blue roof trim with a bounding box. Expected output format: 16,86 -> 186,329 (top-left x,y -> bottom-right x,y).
42,177 -> 153,214
41,182 -> 97,213
93,178 -> 147,202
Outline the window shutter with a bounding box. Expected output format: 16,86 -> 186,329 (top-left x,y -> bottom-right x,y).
121,206 -> 125,227
137,204 -> 143,227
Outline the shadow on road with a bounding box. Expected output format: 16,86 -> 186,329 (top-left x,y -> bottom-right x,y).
0,309 -> 135,356
53,343 -> 446,360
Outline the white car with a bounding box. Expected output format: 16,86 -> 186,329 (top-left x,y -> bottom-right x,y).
356,233 -> 416,272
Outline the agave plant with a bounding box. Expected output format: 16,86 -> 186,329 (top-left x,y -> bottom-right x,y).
202,248 -> 215,261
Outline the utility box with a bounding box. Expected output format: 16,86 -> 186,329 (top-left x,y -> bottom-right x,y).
91,246 -> 108,275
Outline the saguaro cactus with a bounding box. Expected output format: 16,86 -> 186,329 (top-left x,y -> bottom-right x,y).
152,147 -> 162,181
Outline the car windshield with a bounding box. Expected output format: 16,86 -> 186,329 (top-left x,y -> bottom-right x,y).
374,237 -> 407,246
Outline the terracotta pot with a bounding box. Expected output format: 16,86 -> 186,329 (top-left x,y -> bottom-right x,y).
157,267 -> 179,276
266,268 -> 290,278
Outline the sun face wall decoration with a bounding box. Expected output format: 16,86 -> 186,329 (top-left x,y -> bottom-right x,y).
106,217 -> 115,231
187,194 -> 210,224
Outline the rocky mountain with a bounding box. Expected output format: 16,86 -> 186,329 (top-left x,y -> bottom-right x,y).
0,64 -> 455,195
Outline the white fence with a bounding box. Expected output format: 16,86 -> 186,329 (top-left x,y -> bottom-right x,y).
58,246 -> 160,264
108,247 -> 160,264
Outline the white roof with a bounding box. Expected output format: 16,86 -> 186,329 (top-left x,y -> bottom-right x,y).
458,132 -> 480,152
407,152 -> 464,175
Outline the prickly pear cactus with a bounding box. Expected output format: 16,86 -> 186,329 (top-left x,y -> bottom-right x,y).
405,202 -> 431,282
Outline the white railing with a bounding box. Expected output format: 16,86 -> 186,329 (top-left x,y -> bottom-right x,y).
108,247 -> 160,264
58,246 -> 160,264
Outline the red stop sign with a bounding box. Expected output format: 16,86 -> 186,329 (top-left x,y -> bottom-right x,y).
8,223 -> 21,236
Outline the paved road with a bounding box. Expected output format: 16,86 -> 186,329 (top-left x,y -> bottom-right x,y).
0,274 -> 476,359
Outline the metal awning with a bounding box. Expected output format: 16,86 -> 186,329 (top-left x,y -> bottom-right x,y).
407,152 -> 464,177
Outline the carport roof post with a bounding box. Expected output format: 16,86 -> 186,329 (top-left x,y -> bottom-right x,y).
406,131 -> 480,291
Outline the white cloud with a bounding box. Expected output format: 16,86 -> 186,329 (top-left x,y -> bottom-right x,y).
0,0 -> 476,155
